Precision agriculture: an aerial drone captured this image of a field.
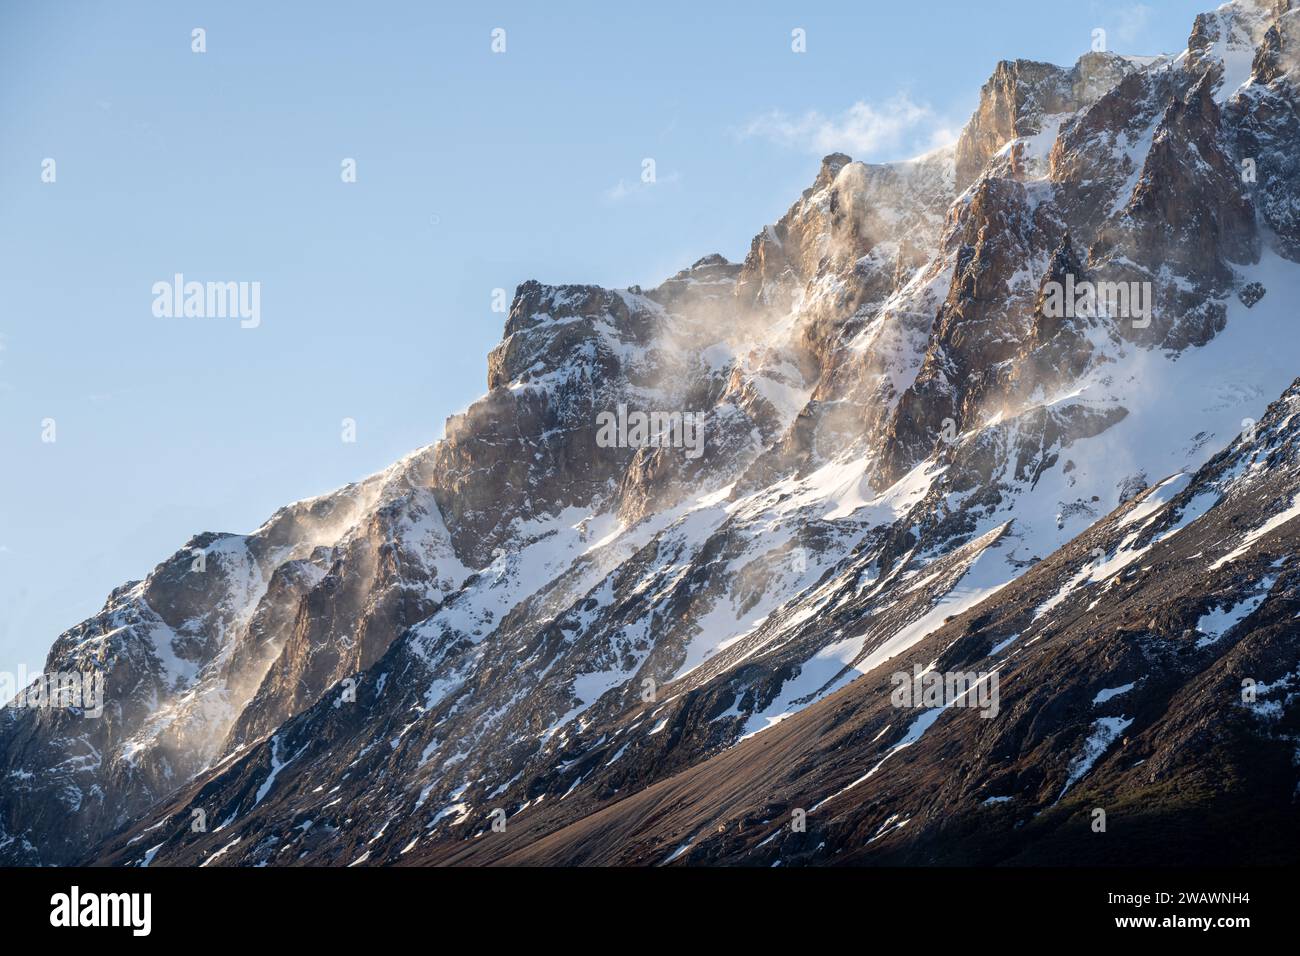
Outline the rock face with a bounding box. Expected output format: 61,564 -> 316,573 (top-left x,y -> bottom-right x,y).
1230,4 -> 1300,259
406,377 -> 1300,867
6,0 -> 1300,868
954,53 -> 1144,191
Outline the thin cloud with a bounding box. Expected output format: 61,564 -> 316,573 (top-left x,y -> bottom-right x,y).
737,93 -> 958,162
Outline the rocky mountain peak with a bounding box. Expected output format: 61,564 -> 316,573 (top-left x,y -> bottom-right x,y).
813,151 -> 853,190
8,0 -> 1300,870
954,53 -> 1142,191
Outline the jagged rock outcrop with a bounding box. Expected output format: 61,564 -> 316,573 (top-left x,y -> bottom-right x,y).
955,53 -> 1142,191
1229,5 -> 1300,259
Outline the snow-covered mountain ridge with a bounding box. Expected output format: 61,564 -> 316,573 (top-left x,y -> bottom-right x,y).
4,0 -> 1300,866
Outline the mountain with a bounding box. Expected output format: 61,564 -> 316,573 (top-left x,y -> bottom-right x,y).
5,0 -> 1300,868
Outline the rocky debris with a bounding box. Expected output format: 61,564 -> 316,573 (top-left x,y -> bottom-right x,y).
1240,280 -> 1268,305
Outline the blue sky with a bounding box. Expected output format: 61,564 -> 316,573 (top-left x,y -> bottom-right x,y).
0,0 -> 1212,673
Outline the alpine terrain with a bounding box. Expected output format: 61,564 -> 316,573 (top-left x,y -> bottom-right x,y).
4,0 -> 1300,867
